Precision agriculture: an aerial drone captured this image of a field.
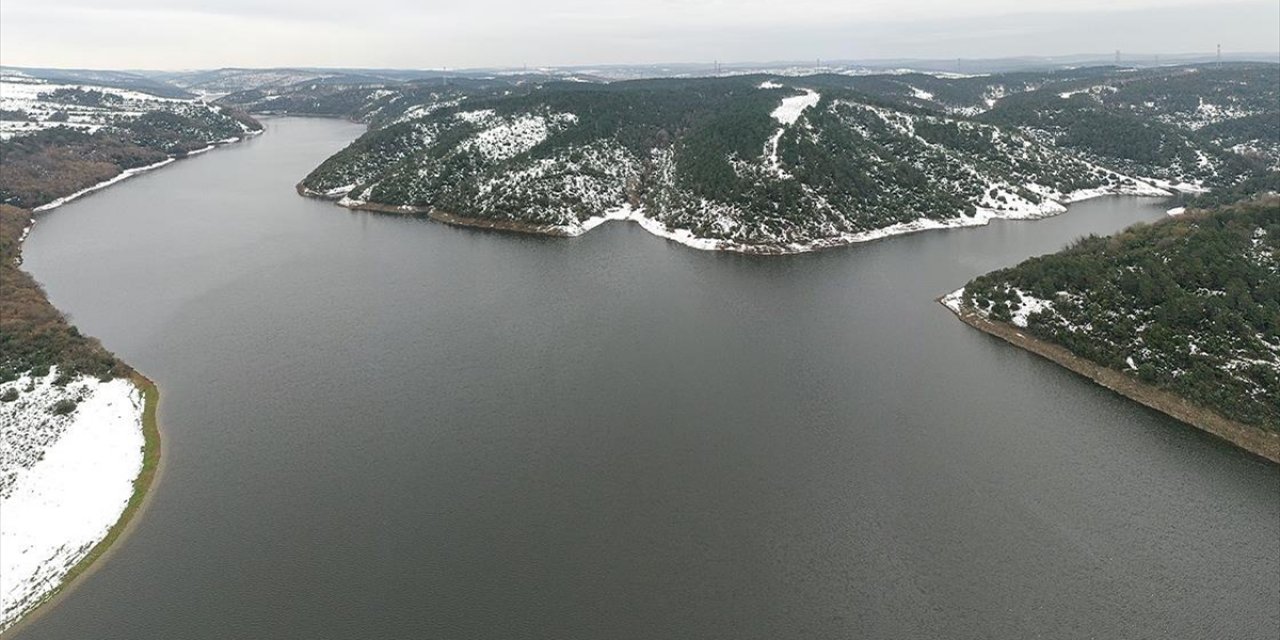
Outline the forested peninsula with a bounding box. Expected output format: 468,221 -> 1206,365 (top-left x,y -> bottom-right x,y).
945,197 -> 1280,461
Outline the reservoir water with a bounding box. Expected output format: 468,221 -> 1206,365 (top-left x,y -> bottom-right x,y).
15,117 -> 1279,639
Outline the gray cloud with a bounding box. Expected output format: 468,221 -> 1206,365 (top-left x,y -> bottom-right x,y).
1,0 -> 1276,69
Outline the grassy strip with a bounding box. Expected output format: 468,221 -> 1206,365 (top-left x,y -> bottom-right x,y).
3,374 -> 162,636
942,299 -> 1280,464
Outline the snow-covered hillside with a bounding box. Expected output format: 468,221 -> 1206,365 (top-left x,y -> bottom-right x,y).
296,65 -> 1277,253
0,370 -> 146,631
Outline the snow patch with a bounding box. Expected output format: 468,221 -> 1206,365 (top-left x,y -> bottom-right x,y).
763,89 -> 820,177
770,89 -> 820,125
908,86 -> 935,101
941,288 -> 966,313
1009,289 -> 1054,328
454,109 -> 495,124
459,113 -> 573,161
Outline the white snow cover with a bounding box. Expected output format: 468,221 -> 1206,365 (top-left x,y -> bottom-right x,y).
770,89 -> 820,125
322,184 -> 357,198
575,203 -> 644,235
908,86 -> 935,101
575,204 -> 725,250
1062,178 -> 1170,203
1008,289 -> 1054,328
0,370 -> 145,630
763,129 -> 791,178
454,109 -> 495,124
1167,206 -> 1187,216
543,204 -> 719,250
459,113 -> 573,161
941,288 -> 966,313
762,89 -> 820,178
758,81 -> 783,89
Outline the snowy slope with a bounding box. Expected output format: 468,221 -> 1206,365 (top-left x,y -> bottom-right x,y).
0,370 -> 145,630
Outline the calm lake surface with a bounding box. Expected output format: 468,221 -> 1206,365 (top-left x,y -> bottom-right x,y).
17,117 -> 1279,639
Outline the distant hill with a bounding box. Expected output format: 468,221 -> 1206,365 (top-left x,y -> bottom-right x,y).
0,67 -> 193,99
285,64 -> 1278,252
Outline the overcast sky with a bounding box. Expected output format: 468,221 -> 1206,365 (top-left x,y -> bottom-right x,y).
2,0 -> 1277,70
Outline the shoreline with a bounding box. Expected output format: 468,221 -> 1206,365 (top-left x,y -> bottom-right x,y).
427,211 -> 582,237
1,130 -> 252,635
939,295 -> 1280,464
32,130 -> 262,214
32,159 -> 175,213
295,185 -> 586,236
299,184 -> 1173,256
0,375 -> 163,637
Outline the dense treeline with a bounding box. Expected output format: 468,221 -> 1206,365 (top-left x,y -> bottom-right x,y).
40,87 -> 125,108
963,197 -> 1280,428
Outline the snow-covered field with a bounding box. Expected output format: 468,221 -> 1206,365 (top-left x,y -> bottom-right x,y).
0,76 -> 255,143
0,370 -> 145,631
0,77 -> 184,140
